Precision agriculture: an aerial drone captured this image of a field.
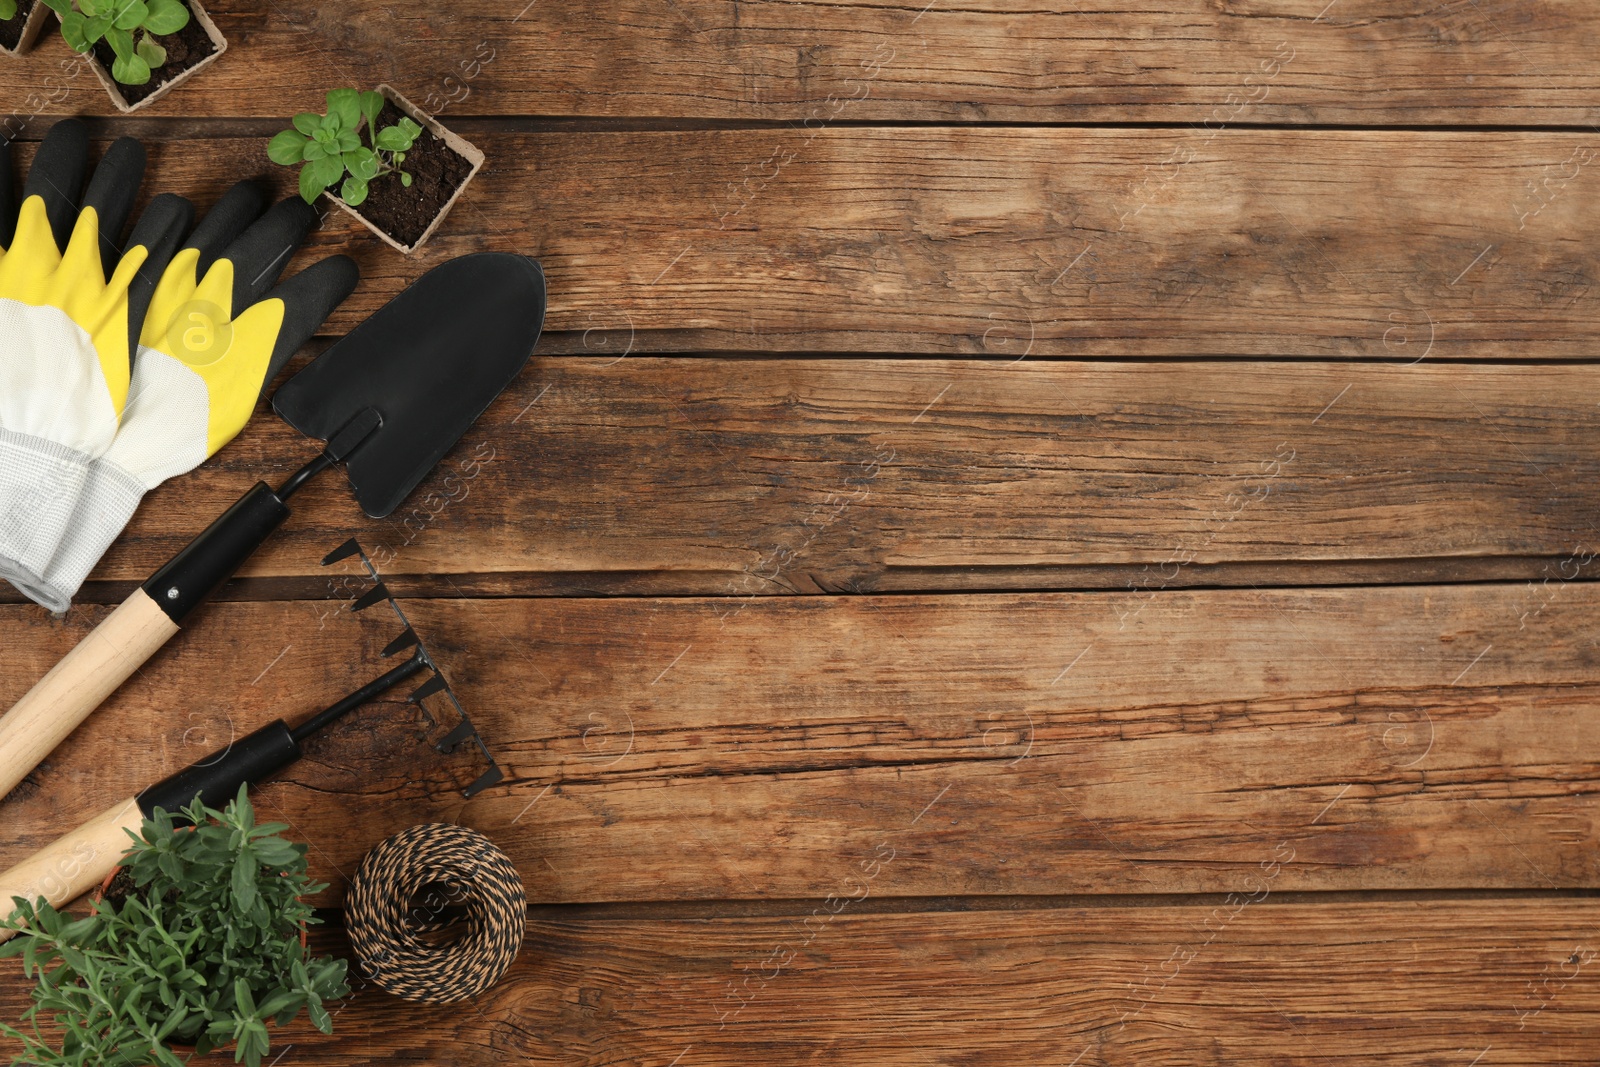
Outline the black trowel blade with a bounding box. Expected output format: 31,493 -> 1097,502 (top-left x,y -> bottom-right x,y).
272,253 -> 547,517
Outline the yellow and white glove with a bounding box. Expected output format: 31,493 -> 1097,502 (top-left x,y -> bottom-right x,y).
30,183 -> 358,611
0,121 -> 184,604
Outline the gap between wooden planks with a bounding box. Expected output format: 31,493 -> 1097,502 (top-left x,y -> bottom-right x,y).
8,359 -> 1591,597
3,901 -> 1593,1065
2,0 -> 1597,124
3,584 -> 1595,904
7,128 -> 1597,355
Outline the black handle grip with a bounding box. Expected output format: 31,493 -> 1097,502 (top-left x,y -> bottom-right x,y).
142,482 -> 291,624
137,719 -> 301,819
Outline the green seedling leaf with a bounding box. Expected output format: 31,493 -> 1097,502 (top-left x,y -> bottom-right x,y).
359,90 -> 385,128
339,176 -> 369,206
267,129 -> 309,165
337,127 -> 361,152
302,140 -> 326,161
299,165 -> 328,203
400,170 -> 413,188
310,151 -> 345,191
57,9 -> 90,50
0,0 -> 19,21
142,0 -> 187,33
343,146 -> 378,180
134,33 -> 165,68
292,112 -> 321,136
326,88 -> 360,130
103,22 -> 131,55
111,0 -> 146,30
77,0 -> 100,15
111,49 -> 151,84
374,123 -> 416,152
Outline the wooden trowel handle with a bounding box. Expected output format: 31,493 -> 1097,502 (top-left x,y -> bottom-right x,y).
0,591 -> 178,802
0,481 -> 292,804
0,797 -> 144,943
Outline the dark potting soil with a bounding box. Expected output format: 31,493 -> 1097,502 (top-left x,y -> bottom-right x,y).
351,101 -> 474,249
90,0 -> 216,106
0,0 -> 37,52
101,867 -> 139,906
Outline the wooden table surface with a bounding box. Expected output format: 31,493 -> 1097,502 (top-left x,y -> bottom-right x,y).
4,2 -> 1600,1063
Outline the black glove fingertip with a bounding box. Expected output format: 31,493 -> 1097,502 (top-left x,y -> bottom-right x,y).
259,254 -> 360,395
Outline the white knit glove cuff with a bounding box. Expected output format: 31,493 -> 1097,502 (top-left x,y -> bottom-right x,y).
0,427 -> 95,609
29,459 -> 149,614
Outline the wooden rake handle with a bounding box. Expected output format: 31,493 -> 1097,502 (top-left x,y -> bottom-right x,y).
0,797 -> 144,943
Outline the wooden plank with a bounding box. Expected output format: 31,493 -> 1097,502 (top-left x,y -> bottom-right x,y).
5,900 -> 1596,1064
3,0 -> 1599,124
4,585 -> 1597,903
2,360 -> 1590,598
9,127 -> 1599,355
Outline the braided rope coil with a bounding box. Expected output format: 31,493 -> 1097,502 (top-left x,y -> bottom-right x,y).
347,823 -> 526,1004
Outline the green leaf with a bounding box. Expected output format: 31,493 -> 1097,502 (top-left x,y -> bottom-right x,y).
298,163 -> 329,204
326,88 -> 360,130
0,0 -> 19,20
134,33 -> 165,68
292,112 -> 322,136
310,151 -> 345,190
103,22 -> 131,55
141,0 -> 187,34
57,9 -> 90,50
399,171 -> 413,188
111,0 -> 147,30
111,49 -> 151,84
83,10 -> 111,39
374,124 -> 417,152
336,127 -> 361,152
267,129 -> 310,165
359,90 -> 385,129
342,146 -> 378,180
78,0 -> 101,15
302,140 -> 326,161
340,176 -> 368,206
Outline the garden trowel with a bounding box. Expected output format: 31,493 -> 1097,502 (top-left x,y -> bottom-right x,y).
0,253 -> 546,802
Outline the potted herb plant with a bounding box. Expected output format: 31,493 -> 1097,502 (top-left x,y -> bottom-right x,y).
0,0 -> 50,56
41,0 -> 226,112
0,787 -> 347,1067
269,85 -> 484,254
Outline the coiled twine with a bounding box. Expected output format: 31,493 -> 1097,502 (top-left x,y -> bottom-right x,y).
346,823 -> 526,1004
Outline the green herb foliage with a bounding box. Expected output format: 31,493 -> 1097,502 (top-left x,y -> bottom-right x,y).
268,90 -> 423,207
0,786 -> 348,1067
0,2 -> 20,24
40,0 -> 189,85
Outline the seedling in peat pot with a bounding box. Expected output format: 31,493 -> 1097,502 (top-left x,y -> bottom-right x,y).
41,0 -> 189,84
270,89 -> 424,207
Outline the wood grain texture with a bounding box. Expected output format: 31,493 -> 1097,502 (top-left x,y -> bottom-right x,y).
5,360 -> 1592,598
8,127 -> 1598,355
3,0 -> 1599,124
7,900 -> 1597,1065
3,585 -> 1595,903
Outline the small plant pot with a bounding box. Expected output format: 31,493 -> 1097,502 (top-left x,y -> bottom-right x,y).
85,0 -> 226,114
0,0 -> 50,56
322,83 -> 484,255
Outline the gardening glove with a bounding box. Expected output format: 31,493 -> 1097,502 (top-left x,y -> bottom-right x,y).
27,183 -> 359,611
0,120 -> 192,604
